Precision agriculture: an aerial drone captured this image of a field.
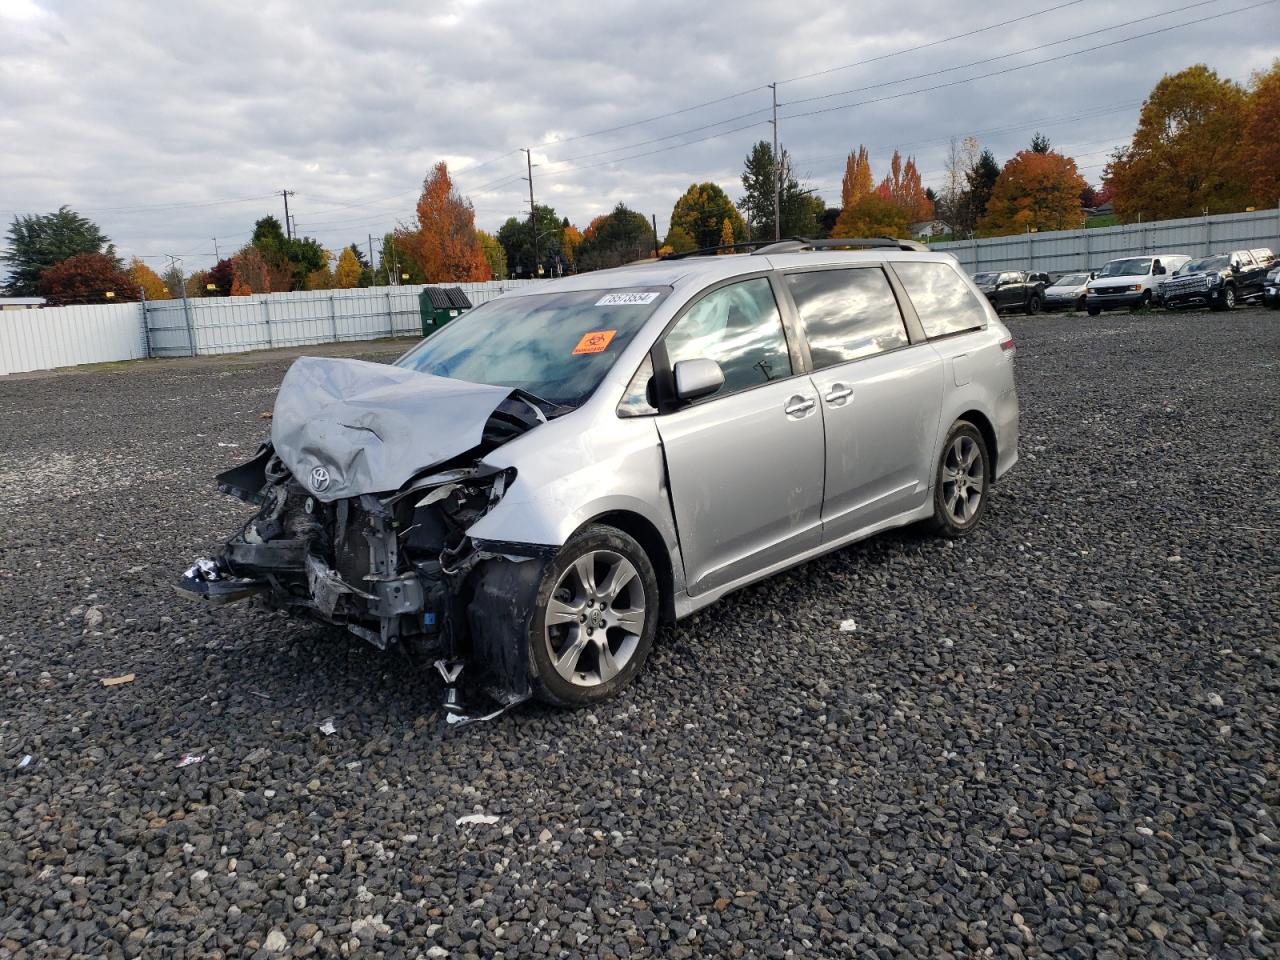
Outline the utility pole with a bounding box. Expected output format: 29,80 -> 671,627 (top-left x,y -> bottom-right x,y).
769,83 -> 781,242
290,215 -> 298,241
281,189 -> 295,239
212,238 -> 220,261
368,234 -> 376,277
523,148 -> 539,276
651,214 -> 660,258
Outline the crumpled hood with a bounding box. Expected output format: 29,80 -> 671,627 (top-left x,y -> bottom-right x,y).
271,356 -> 515,502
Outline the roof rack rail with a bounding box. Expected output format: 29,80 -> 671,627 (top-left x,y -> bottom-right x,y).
752,236 -> 929,255
658,240 -> 781,261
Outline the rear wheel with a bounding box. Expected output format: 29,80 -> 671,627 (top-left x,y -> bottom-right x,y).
529,525 -> 658,707
928,422 -> 990,538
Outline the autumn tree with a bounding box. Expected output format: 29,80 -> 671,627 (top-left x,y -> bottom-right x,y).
663,224 -> 696,254
1243,59 -> 1280,203
207,258 -> 235,296
37,252 -> 137,306
560,223 -> 584,272
231,246 -> 285,294
669,182 -> 746,250
3,206 -> 114,296
185,270 -> 213,298
841,146 -> 874,209
833,193 -> 911,240
936,136 -> 979,232
977,149 -> 1087,236
717,217 -> 735,252
877,151 -> 933,223
128,258 -> 170,300
395,162 -> 489,283
306,249 -> 336,291
1104,65 -> 1251,220
334,246 -> 362,288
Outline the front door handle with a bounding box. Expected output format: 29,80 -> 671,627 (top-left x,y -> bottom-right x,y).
825,384 -> 852,405
784,395 -> 815,418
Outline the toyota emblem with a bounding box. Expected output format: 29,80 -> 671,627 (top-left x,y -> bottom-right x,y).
310,466 -> 331,493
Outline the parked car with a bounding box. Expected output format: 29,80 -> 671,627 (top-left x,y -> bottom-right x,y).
1042,272 -> 1091,312
1162,248 -> 1275,311
971,270 -> 1051,314
1085,255 -> 1190,315
179,239 -> 1019,715
1265,263 -> 1280,309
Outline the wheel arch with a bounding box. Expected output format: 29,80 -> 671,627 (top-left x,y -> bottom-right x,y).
955,409 -> 998,482
577,510 -> 677,625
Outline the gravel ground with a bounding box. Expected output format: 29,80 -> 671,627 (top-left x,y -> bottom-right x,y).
0,310 -> 1276,959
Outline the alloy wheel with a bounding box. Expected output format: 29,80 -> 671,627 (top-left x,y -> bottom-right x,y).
543,550 -> 646,687
942,435 -> 985,525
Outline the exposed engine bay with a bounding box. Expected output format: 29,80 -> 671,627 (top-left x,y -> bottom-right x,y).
177,357 -> 564,722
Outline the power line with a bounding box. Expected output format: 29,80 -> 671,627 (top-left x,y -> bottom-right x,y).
782,0 -> 1219,109
781,1 -> 1276,123
777,0 -> 1088,86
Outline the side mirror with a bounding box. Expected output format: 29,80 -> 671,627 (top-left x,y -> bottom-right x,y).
1230,263 -> 1240,274
673,358 -> 725,402
1090,271 -> 1097,279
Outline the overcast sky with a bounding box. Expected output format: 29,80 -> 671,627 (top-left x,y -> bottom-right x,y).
1,0 -> 1275,272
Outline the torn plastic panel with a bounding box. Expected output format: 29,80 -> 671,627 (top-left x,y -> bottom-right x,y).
179,356 -> 563,716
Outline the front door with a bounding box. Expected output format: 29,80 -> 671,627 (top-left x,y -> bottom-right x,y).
781,265 -> 945,539
654,277 -> 825,595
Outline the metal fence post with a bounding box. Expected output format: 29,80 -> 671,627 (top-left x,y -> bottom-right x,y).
180,286 -> 197,357
262,298 -> 273,348
328,294 -> 338,342
385,289 -> 394,338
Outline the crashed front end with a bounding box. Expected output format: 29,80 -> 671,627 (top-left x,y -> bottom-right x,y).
178,357 -> 556,719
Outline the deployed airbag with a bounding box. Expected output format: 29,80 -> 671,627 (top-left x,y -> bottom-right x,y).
271,357 -> 515,502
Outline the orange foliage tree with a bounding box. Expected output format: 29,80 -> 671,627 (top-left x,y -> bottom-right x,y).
1104,65 -> 1250,220
877,151 -> 933,222
231,246 -> 288,294
400,162 -> 489,282
560,224 -> 584,270
978,150 -> 1086,235
840,146 -> 874,209
833,193 -> 911,239
38,253 -> 138,306
128,257 -> 170,300
1244,59 -> 1280,204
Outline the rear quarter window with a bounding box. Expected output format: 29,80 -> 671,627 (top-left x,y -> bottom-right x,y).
891,261 -> 988,338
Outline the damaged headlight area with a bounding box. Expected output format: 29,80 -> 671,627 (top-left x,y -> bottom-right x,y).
176,356 -> 567,723
180,446 -> 542,720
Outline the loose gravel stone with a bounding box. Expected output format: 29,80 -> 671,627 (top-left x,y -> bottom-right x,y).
0,315 -> 1275,958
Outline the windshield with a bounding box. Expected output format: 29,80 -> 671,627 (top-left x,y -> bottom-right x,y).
1099,258 -> 1151,277
1053,274 -> 1087,286
1179,255 -> 1229,274
395,287 -> 669,406
973,272 -> 999,284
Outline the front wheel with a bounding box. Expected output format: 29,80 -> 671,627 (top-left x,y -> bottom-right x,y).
1025,295 -> 1041,316
1087,303 -> 1101,316
1076,295 -> 1087,313
529,525 -> 659,707
1210,286 -> 1235,312
928,422 -> 991,538
1130,291 -> 1152,312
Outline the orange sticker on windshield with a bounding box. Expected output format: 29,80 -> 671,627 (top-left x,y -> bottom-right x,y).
572,330 -> 617,355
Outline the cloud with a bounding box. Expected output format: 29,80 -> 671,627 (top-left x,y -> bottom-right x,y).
1,0 -> 1273,271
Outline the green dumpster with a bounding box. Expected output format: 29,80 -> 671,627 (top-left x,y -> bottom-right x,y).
418,286 -> 458,335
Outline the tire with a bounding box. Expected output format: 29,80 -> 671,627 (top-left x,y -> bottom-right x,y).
1076,296 -> 1087,313
528,524 -> 659,707
928,421 -> 991,538
1210,285 -> 1235,312
1025,295 -> 1041,316
1087,304 -> 1101,316
1130,291 -> 1152,312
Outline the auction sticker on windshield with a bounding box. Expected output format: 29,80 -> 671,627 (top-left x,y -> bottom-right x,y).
596,292 -> 660,306
572,330 -> 617,355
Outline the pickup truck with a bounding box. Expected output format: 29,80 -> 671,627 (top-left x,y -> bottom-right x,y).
971,270 -> 1051,314
1161,248 -> 1276,311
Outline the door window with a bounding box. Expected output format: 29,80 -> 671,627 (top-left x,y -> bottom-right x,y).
662,278 -> 792,400
891,261 -> 989,338
784,267 -> 908,370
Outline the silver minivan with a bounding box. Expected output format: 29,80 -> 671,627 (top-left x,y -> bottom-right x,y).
181,239 -> 1019,716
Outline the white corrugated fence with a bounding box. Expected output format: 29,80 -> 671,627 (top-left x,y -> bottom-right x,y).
0,301 -> 148,376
